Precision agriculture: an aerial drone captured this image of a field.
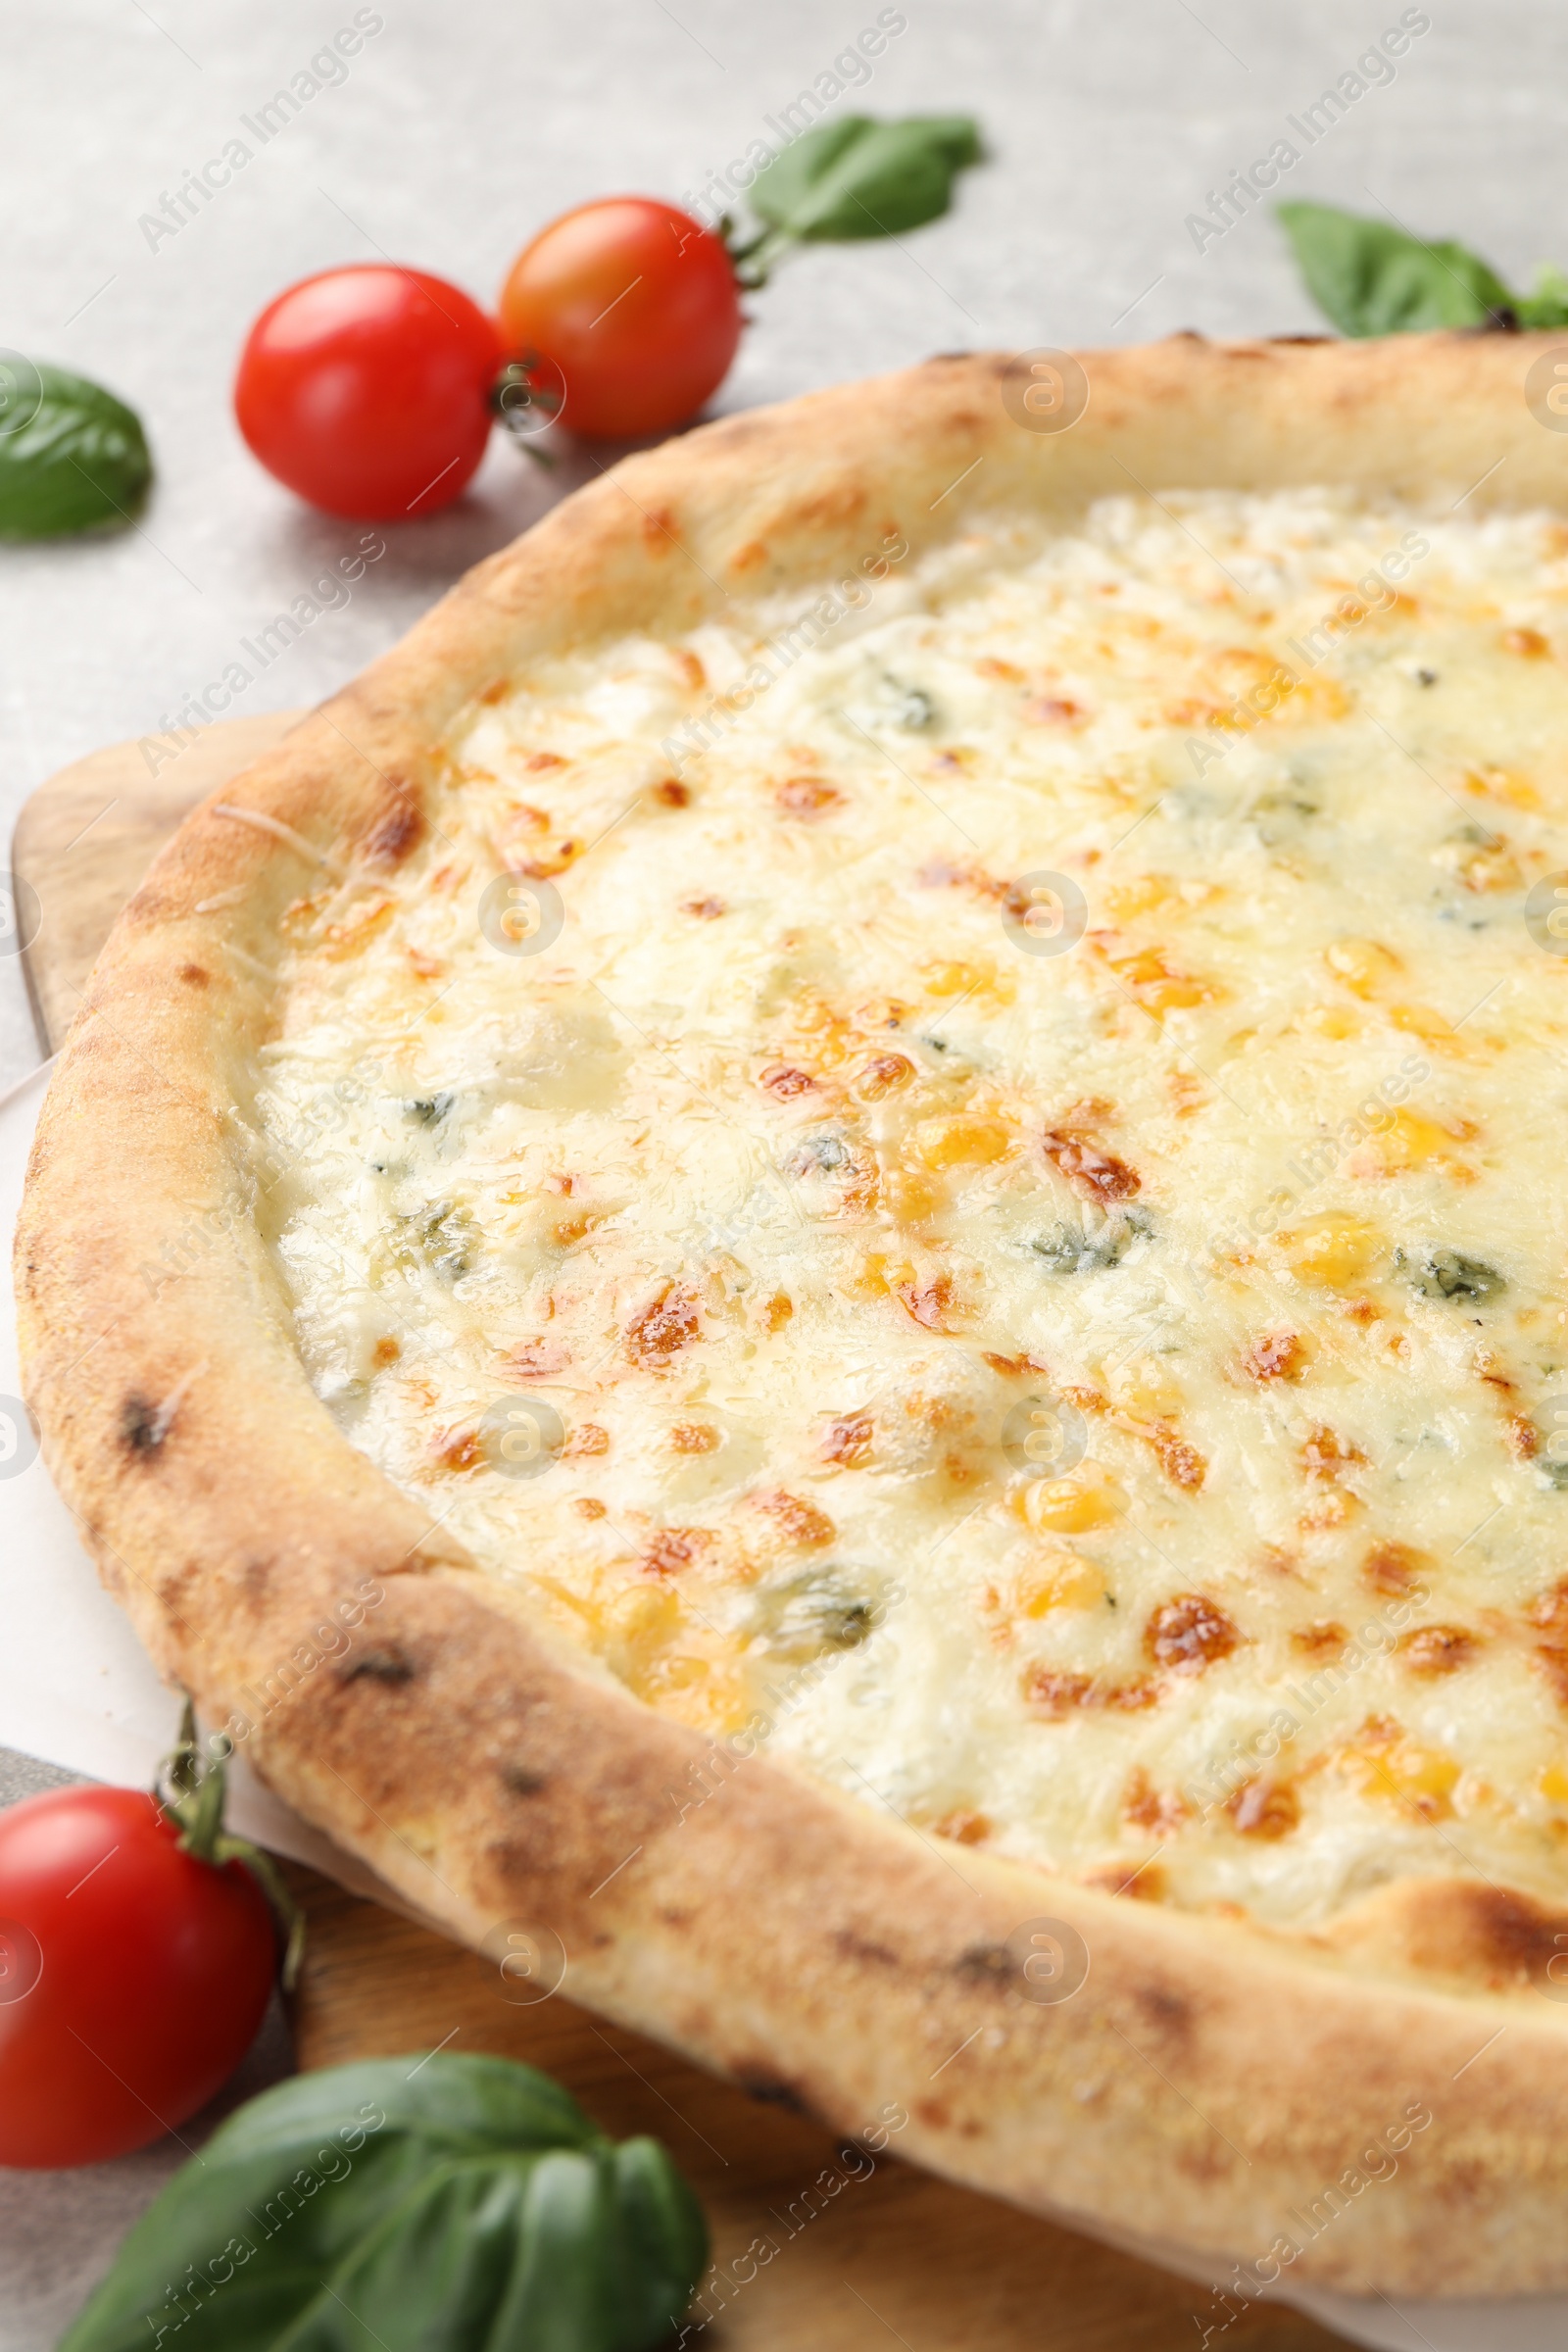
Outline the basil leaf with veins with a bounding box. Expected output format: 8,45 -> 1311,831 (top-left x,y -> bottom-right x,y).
0,361 -> 152,539
1277,200 -> 1568,337
59,2053 -> 709,2352
731,114 -> 982,282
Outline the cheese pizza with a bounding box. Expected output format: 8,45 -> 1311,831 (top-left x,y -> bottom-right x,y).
21,334 -> 1568,2295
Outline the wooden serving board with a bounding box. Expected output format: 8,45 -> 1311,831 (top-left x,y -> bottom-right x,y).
13,707 -> 308,1051
11,717 -> 1350,2352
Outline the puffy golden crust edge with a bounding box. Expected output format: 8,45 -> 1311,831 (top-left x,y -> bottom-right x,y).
19,335 -> 1568,2295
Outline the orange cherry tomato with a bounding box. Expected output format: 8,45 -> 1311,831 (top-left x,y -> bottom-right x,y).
498,198 -> 743,440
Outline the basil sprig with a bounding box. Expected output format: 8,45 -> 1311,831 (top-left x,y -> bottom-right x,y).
729,114 -> 982,284
0,360 -> 152,540
60,2054 -> 709,2352
1277,200 -> 1568,337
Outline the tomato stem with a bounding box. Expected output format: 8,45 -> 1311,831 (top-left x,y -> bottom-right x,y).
157,1701 -> 306,1992
491,361 -> 560,468
719,216 -> 791,291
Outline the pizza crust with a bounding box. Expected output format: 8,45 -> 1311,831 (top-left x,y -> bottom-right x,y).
20,332 -> 1568,2295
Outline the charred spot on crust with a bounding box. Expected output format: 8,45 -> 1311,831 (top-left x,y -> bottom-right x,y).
1416,1885 -> 1568,1989
1133,1983 -> 1193,2042
1084,1859 -> 1168,1902
126,879 -> 173,924
1473,1889 -> 1565,1978
339,1645 -> 416,1687
498,1760 -> 548,1796
161,1560 -> 201,1614
954,1940 -> 1016,1985
783,482 -> 869,536
736,2069 -> 808,2113
366,800 -> 425,866
121,1396 -> 165,1456
832,1928 -> 901,1968
481,1833 -> 555,1886
1172,2139 -> 1232,2185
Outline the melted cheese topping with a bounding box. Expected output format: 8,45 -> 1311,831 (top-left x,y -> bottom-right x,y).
257,489 -> 1568,1929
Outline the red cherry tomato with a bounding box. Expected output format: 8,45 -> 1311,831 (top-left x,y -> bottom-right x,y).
498,199 -> 742,440
234,265 -> 503,519
0,1784 -> 275,2167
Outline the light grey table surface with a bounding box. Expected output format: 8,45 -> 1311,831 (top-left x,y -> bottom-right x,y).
1,0 -> 1563,2341
5,0 -> 1566,1095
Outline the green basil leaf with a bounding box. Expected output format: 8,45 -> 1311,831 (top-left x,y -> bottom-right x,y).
300,2154 -> 545,2350
1516,263 -> 1568,330
607,2134 -> 713,2346
1276,201 -> 1515,336
58,2055 -> 708,2352
209,2050 -> 599,2165
276,2151 -> 601,2352
749,113 -> 982,245
489,2147 -> 639,2351
0,361 -> 152,539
